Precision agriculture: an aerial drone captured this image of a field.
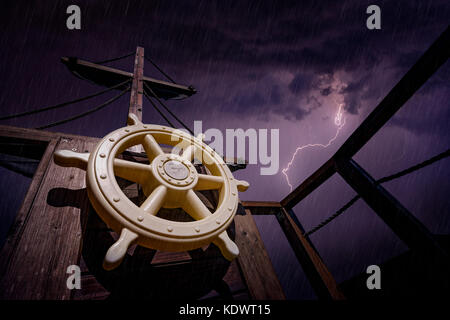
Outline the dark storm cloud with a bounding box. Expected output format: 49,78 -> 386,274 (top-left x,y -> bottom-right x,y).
340,74 -> 371,114
120,0 -> 448,123
286,106 -> 310,121
231,91 -> 266,109
269,85 -> 282,105
320,87 -> 332,96
0,0 -> 448,128
219,84 -> 312,122
288,73 -> 313,95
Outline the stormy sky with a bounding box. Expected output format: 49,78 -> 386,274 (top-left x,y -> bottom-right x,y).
0,0 -> 449,299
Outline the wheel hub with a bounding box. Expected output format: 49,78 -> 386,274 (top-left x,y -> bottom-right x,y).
153,154 -> 197,188
164,160 -> 189,180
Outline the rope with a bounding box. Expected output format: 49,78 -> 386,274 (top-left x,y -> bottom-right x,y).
93,52 -> 135,65
143,82 -> 194,135
0,79 -> 131,121
144,55 -> 176,84
304,195 -> 359,237
377,149 -> 450,183
304,148 -> 450,236
35,83 -> 131,130
143,90 -> 175,127
0,160 -> 40,164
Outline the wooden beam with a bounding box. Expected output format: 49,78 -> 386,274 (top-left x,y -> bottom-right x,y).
241,201 -> 281,208
281,158 -> 335,209
241,201 -> 282,215
0,137 -> 97,299
0,138 -> 58,281
129,47 -> 144,122
0,125 -> 100,144
60,57 -> 196,100
275,207 -> 345,300
235,209 -> 285,300
335,158 -> 449,262
335,25 -> 449,159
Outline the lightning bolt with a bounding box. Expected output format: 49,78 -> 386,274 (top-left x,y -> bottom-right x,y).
281,103 -> 346,192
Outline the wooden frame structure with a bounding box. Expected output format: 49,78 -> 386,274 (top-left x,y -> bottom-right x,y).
0,125 -> 285,300
0,25 -> 448,300
243,25 -> 450,299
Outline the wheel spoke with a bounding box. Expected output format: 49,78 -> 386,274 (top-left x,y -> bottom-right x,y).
113,159 -> 151,185
212,231 -> 240,261
182,189 -> 213,220
194,174 -> 224,191
181,144 -> 196,162
140,185 -> 167,215
142,134 -> 164,161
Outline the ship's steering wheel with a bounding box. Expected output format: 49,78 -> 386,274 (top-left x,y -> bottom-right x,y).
54,114 -> 249,270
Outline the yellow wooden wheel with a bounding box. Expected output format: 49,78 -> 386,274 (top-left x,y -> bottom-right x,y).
54,114 -> 249,270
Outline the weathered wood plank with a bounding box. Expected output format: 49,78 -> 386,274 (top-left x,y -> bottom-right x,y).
242,201 -> 282,215
0,125 -> 100,144
276,207 -> 344,300
0,138 -> 58,280
72,274 -> 110,300
0,126 -> 281,301
0,137 -> 96,299
241,201 -> 281,208
235,209 -> 285,300
151,251 -> 192,264
0,125 -> 56,142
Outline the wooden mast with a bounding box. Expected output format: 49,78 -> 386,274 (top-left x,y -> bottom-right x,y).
128,47 -> 144,153
129,47 -> 144,123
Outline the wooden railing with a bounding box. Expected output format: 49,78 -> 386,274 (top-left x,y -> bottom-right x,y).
242,25 -> 450,300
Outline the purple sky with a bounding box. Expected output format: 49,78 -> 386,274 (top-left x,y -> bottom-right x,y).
1,0 -> 449,299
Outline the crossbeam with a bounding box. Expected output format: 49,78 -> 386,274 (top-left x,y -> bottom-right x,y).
335,158 -> 449,263
281,25 -> 450,209
61,57 -> 196,100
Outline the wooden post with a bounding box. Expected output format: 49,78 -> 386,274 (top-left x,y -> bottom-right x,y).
127,47 -> 144,153
235,208 -> 286,299
276,207 -> 345,300
129,47 -> 144,123
335,158 -> 449,263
